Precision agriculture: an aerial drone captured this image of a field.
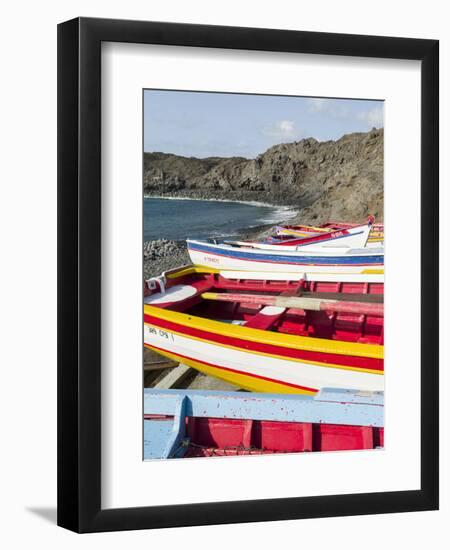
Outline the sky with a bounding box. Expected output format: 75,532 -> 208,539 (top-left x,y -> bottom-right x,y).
144,90 -> 384,159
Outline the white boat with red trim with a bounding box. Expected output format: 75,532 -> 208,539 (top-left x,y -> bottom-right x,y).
144,266 -> 384,394
275,218 -> 384,247
230,220 -> 374,250
187,238 -> 384,274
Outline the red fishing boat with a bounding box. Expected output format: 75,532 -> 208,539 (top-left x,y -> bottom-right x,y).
144,266 -> 384,394
230,220 -> 373,249
276,217 -> 384,246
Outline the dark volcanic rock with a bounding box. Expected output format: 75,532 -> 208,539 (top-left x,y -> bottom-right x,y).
144,129 -> 384,223
143,239 -> 190,279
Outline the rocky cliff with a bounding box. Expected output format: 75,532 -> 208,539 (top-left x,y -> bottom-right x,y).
143,128 -> 383,224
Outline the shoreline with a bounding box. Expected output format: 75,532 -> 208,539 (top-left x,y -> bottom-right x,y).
143,195 -> 298,248
143,220 -> 276,279
144,193 -> 295,210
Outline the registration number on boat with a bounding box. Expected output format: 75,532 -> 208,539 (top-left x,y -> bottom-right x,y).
203,255 -> 219,264
145,325 -> 174,341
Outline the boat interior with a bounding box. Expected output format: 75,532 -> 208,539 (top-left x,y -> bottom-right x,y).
144,271 -> 384,345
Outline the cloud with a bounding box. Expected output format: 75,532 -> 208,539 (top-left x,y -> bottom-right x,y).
357,107 -> 384,128
307,98 -> 328,113
262,119 -> 299,139
307,98 -> 351,119
307,98 -> 384,129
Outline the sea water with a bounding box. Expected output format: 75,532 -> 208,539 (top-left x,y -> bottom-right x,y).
143,197 -> 294,241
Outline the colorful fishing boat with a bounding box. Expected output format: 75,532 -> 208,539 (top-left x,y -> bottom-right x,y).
322,220 -> 384,235
276,219 -> 384,245
144,388 -> 384,459
187,238 -> 384,274
144,266 -> 384,395
228,220 -> 373,250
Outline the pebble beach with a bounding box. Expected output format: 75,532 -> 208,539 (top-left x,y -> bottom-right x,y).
143,222 -> 277,279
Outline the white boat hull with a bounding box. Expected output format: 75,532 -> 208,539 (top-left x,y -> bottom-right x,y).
187,240 -> 384,274
144,322 -> 384,393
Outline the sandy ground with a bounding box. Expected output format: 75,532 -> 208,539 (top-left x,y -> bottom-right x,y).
143,222 -> 275,279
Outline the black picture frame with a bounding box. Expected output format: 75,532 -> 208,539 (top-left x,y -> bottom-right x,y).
57,17 -> 439,533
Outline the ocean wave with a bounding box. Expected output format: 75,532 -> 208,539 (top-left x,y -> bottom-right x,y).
143,196 -> 299,241
256,206 -> 298,225
143,194 -> 288,209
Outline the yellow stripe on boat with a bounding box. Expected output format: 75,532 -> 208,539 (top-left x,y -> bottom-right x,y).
165,265 -> 220,278
361,269 -> 384,274
144,344 -> 317,394
144,305 -> 383,361
144,320 -> 383,375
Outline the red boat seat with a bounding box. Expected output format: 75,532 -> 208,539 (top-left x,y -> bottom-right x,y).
244,306 -> 286,330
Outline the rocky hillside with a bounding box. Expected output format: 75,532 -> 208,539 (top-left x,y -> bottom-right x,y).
144,129 -> 383,224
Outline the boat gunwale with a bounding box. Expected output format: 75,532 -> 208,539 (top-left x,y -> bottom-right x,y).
163,265 -> 385,280
143,303 -> 384,361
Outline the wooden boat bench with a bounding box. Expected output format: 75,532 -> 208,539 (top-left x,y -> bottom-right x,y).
244,306 -> 286,330
243,285 -> 303,330
144,279 -> 215,311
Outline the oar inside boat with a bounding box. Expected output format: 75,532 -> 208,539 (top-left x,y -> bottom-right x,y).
201,291 -> 384,317
144,266 -> 384,393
